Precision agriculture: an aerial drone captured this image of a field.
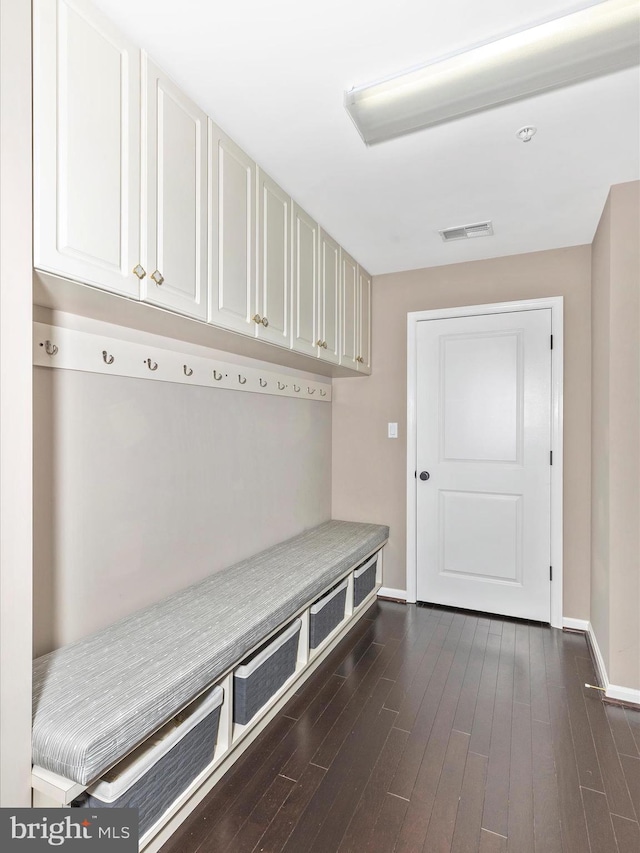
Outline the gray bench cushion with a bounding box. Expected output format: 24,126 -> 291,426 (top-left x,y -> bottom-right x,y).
32,519 -> 388,785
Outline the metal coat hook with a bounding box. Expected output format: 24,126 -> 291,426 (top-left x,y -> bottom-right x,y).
259,378 -> 267,388
145,358 -> 158,371
238,374 -> 247,385
183,364 -> 193,377
277,381 -> 286,390
320,389 -> 327,397
41,340 -> 58,356
102,350 -> 114,365
213,370 -> 223,381
293,385 -> 300,393
307,387 -> 316,395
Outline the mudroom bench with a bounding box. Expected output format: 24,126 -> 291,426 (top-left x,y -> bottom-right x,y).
31,519 -> 388,851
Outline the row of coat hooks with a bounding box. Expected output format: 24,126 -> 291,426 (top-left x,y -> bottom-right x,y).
39,335 -> 330,400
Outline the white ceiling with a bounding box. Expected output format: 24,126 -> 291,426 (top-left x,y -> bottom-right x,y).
96,0 -> 640,275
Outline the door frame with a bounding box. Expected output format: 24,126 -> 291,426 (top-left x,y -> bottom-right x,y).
406,297 -> 564,628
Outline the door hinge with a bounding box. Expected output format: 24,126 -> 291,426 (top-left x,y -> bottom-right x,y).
550,566 -> 553,581
550,334 -> 553,350
550,450 -> 553,465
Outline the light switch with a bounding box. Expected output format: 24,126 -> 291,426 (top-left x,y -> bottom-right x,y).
388,422 -> 398,438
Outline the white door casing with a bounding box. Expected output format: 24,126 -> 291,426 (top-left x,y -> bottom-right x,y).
141,55 -> 207,319
407,298 -> 564,628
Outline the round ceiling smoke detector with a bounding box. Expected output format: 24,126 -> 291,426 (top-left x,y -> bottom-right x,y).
516,126 -> 537,142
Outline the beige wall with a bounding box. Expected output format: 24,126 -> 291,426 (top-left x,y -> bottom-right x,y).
591,181 -> 640,691
332,244 -> 592,620
34,366 -> 332,655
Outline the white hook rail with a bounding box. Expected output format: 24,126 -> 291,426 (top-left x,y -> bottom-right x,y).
33,323 -> 332,403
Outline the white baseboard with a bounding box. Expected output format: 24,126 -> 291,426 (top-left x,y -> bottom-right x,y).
586,622 -> 640,706
377,586 -> 407,601
562,617 -> 590,631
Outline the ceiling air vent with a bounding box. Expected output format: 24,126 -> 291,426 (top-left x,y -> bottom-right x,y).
440,221 -> 494,242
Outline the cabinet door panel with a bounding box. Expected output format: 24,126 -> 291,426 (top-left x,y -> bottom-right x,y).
141,56 -> 207,319
340,250 -> 358,370
209,121 -> 256,334
291,204 -> 318,357
257,170 -> 290,347
318,230 -> 340,364
358,267 -> 372,374
34,0 -> 140,296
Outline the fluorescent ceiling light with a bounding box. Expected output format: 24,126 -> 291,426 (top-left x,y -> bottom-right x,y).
345,0 -> 640,145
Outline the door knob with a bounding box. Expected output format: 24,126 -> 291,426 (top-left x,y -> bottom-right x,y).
419,471 -> 430,481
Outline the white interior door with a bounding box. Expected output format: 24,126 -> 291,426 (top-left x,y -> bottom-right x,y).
416,309 -> 552,621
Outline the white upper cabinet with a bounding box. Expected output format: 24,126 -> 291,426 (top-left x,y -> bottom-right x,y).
256,170 -> 290,347
208,120 -> 256,335
140,56 -> 207,320
357,266 -> 372,374
340,250 -> 359,370
318,230 -> 340,364
33,0 -> 140,297
291,204 -> 319,358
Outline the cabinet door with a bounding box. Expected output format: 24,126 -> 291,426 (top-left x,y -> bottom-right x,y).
141,56 -> 207,319
357,267 -> 372,374
340,250 -> 358,370
318,230 -> 340,364
256,170 -> 290,347
208,120 -> 256,334
291,204 -> 318,357
33,0 -> 140,297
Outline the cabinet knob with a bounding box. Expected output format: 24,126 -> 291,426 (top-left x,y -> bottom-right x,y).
323,341 -> 328,349
253,314 -> 263,324
151,270 -> 164,286
317,339 -> 324,347
261,316 -> 269,327
133,264 -> 146,280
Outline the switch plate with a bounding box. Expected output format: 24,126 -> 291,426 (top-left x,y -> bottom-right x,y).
388,422 -> 398,438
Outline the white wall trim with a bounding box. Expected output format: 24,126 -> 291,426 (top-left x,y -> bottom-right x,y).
562,617 -> 590,631
33,322 -> 332,402
406,297 -> 564,629
377,586 -> 407,601
587,622 -> 640,706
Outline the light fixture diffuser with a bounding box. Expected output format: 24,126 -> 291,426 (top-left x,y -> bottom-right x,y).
345,0 -> 640,145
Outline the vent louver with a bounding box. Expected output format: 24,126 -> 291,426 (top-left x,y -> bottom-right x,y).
440,221 -> 494,242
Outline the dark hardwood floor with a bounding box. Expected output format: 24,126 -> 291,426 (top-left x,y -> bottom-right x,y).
160,601 -> 640,853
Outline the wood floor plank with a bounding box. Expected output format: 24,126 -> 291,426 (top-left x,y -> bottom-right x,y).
531,719 -> 562,853
605,704 -> 640,758
546,684 -> 590,853
421,729 -> 470,851
583,691 -> 637,820
451,750 -> 488,853
365,793 -> 410,853
337,726 -> 409,853
611,814 -> 640,853
478,829 -> 508,853
513,623 -> 531,706
581,786 -> 619,853
390,620 -> 452,724
528,625 -> 550,724
218,774 -> 295,853
452,622 -> 490,735
625,709 -> 640,754
506,700 -> 534,853
382,615 -> 441,707
620,754 -> 640,822
482,621 -> 516,837
251,763 -> 326,853
469,632 -> 501,756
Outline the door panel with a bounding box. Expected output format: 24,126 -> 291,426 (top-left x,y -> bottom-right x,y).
142,56 -> 207,319
257,170 -> 290,346
357,267 -> 372,374
208,120 -> 256,333
291,204 -> 318,357
318,230 -> 340,363
416,309 -> 551,621
34,0 -> 140,296
340,251 -> 358,369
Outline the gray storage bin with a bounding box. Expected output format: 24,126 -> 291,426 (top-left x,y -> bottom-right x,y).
73,684 -> 223,837
353,553 -> 378,607
309,578 -> 348,649
234,619 -> 301,725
